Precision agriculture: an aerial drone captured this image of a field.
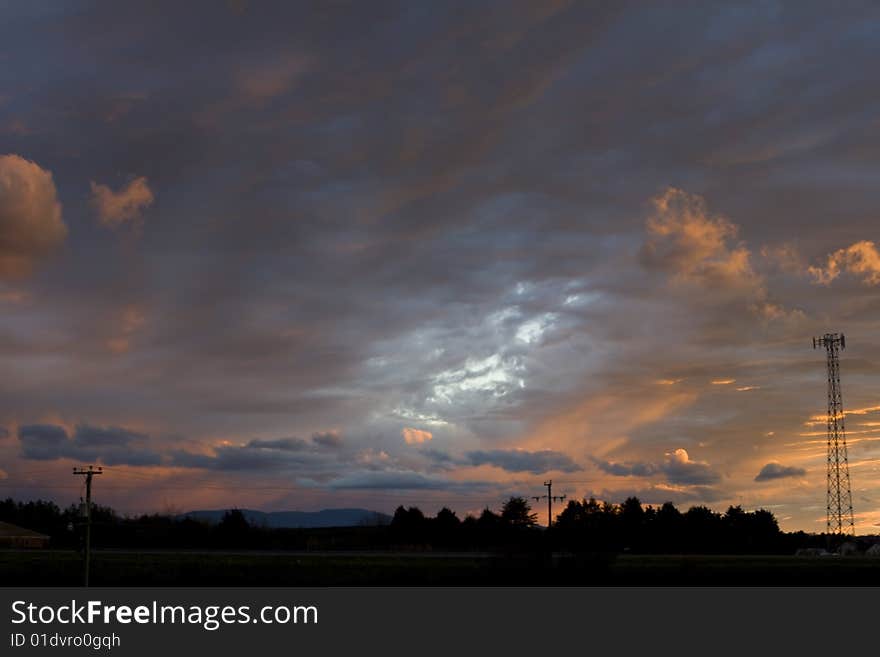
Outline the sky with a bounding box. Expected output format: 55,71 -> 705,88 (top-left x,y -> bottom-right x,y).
1,1 -> 880,533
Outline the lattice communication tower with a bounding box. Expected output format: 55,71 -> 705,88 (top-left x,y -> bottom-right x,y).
812,333 -> 855,536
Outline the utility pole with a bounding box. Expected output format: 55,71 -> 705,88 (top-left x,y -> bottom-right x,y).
532,480 -> 566,528
72,465 -> 102,586
813,333 -> 855,541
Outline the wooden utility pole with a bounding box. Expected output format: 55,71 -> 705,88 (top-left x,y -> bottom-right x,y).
72,466 -> 102,586
532,480 -> 566,528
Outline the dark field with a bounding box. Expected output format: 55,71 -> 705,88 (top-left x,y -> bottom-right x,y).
2,550 -> 879,586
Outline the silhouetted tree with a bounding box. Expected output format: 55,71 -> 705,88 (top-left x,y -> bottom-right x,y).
435,507 -> 460,532
219,509 -> 249,532
620,496 -> 644,549
390,506 -> 429,545
654,501 -> 683,552
477,507 -> 502,533
501,497 -> 538,528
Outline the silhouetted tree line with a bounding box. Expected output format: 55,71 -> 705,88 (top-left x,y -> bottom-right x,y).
553,497 -> 791,554
1,496 -> 828,554
388,497 -> 543,551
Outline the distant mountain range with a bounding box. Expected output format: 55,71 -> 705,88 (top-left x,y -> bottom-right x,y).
179,508 -> 391,529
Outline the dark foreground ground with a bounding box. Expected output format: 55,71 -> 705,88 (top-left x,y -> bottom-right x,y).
2,549 -> 879,585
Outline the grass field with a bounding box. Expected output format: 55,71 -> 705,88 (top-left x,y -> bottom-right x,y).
2,550 -> 879,586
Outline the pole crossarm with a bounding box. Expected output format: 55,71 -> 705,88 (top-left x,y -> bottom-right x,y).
533,480 -> 566,528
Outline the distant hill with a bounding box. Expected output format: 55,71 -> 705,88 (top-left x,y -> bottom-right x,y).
179,508 -> 391,528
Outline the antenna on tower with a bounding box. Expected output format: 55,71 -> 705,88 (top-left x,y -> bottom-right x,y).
812,333 -> 855,540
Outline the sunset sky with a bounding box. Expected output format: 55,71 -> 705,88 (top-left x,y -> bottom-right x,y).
2,2 -> 880,532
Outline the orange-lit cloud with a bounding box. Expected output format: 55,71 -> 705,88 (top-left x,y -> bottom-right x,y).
0,288 -> 27,303
642,188 -> 759,290
760,242 -> 804,273
809,240 -> 880,285
712,379 -> 736,385
236,55 -> 310,103
805,403 -> 880,424
90,177 -> 154,227
402,427 -> 433,445
521,386 -> 699,461
106,305 -> 146,354
0,154 -> 67,279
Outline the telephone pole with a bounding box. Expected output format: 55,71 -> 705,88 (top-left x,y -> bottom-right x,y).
812,333 -> 855,540
72,465 -> 102,586
532,480 -> 566,528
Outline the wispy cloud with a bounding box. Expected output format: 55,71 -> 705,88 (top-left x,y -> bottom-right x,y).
90,177 -> 154,228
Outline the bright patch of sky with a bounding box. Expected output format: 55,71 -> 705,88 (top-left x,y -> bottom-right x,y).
429,353 -> 525,404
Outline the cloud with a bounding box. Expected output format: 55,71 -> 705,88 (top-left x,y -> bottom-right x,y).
591,457 -> 660,478
592,484 -> 726,507
466,449 -> 582,474
236,54 -> 310,103
106,305 -> 146,354
593,448 -> 720,486
324,470 -> 485,491
761,243 -> 804,274
171,437 -> 339,471
74,425 -> 148,447
312,431 -> 342,448
402,427 -> 432,445
809,240 -> 880,286
171,445 -> 287,471
0,154 -> 67,278
641,187 -> 759,291
755,462 -> 806,482
90,176 -> 154,227
421,449 -> 455,464
246,437 -> 308,451
663,448 -> 720,485
18,424 -> 68,460
18,424 -> 162,466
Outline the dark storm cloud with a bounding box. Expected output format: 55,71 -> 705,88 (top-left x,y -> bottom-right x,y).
421,449 -> 456,464
246,437 -> 308,451
466,449 -> 582,474
593,449 -> 721,487
18,425 -> 69,461
591,458 -> 659,478
755,462 -> 807,482
74,425 -> 147,447
170,441 -> 332,472
18,424 -> 162,466
312,432 -> 342,448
